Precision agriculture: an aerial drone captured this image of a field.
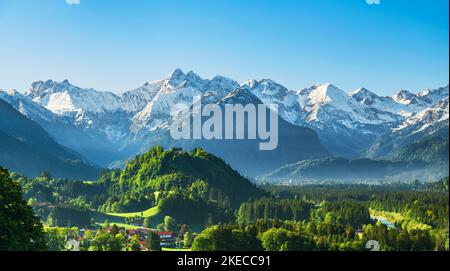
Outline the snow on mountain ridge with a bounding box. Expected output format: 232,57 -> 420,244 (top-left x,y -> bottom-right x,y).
418,85 -> 449,105
25,72 -> 446,129
393,97 -> 449,135
297,83 -> 400,126
130,69 -> 240,134
2,69 -> 448,160
0,88 -> 62,124
349,86 -> 447,117
349,88 -> 380,106
27,79 -> 126,115
120,81 -> 164,112
242,79 -> 303,125
305,84 -> 353,111
392,89 -> 428,107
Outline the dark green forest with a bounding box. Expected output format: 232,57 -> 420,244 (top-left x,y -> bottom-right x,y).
0,147 -> 448,251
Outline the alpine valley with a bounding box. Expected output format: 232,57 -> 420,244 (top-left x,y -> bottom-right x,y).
0,69 -> 448,182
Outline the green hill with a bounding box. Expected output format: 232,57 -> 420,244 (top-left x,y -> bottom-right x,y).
14,146 -> 266,228
117,147 -> 265,207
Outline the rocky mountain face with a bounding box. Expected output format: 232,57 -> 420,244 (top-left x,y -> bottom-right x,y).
0,70 -> 329,176
295,84 -> 402,156
130,69 -> 240,137
1,88 -> 133,166
0,69 -> 448,177
137,87 -> 330,176
366,97 -> 449,160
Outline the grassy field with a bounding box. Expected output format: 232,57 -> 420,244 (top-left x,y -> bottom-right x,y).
370,209 -> 432,230
154,191 -> 161,202
95,222 -> 142,230
370,209 -> 404,222
106,191 -> 162,218
106,206 -> 161,218
96,191 -> 204,231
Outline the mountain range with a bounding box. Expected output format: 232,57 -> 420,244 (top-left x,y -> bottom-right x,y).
0,69 -> 448,179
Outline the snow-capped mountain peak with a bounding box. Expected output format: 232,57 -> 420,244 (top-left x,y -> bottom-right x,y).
0,88 -> 60,123
169,68 -> 185,78
2,70 -> 448,162
241,79 -> 302,124
119,82 -> 162,112
130,70 -> 240,134
244,79 -> 287,94
28,79 -> 83,97
418,85 -> 449,104
299,83 -> 403,132
221,87 -> 263,105
159,69 -> 239,95
350,88 -> 380,106
242,79 -> 258,88
25,79 -> 124,116
392,89 -> 425,106
299,83 -> 355,111
166,68 -> 188,88
207,76 -> 239,94
393,97 -> 449,136
350,87 -> 376,96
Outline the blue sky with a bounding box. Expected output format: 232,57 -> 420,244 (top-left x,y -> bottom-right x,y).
0,0 -> 448,95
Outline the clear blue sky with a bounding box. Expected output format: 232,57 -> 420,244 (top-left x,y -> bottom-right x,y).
0,0 -> 448,95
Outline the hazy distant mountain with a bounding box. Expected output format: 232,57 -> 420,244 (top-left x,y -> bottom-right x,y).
0,99 -> 99,180
257,157 -> 426,184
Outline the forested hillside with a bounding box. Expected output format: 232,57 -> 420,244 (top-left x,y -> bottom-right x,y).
11,147 -> 265,228
117,146 -> 266,207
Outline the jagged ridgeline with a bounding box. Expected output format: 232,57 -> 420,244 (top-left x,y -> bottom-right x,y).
116,146 -> 265,207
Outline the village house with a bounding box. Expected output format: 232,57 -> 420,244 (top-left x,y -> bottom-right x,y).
158,231 -> 177,247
